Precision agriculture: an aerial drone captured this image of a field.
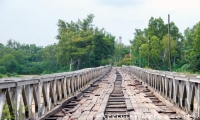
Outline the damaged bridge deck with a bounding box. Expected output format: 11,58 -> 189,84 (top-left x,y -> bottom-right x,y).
44,68 -> 189,120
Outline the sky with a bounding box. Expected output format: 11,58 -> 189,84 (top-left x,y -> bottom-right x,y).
0,0 -> 200,46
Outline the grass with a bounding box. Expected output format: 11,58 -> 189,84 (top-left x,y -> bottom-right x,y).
19,75 -> 40,78
0,74 -> 8,78
0,74 -> 39,79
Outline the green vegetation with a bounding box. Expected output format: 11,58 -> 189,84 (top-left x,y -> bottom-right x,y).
2,102 -> 27,120
113,41 -> 130,66
129,17 -> 200,73
56,14 -> 115,70
0,14 -> 115,76
0,41 -> 56,76
2,104 -> 13,120
1,14 -> 200,75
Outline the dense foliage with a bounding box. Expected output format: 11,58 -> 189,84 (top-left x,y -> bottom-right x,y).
129,17 -> 200,73
112,40 -> 130,66
0,14 -> 115,77
0,40 -> 58,76
56,14 -> 115,70
1,15 -> 200,77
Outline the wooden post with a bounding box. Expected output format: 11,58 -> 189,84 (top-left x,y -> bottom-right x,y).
148,38 -> 150,67
168,14 -> 171,71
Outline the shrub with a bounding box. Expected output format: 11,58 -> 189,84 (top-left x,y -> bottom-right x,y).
41,70 -> 49,75
0,66 -> 6,74
6,72 -> 19,77
6,72 -> 11,77
11,72 -> 19,77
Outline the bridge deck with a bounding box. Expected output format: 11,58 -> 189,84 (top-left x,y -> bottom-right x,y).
46,68 -> 189,120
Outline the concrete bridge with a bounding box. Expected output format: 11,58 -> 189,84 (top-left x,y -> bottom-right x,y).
0,65 -> 200,120
122,65 -> 200,118
0,66 -> 111,120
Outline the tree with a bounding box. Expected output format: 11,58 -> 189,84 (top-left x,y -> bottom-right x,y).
56,14 -> 115,70
193,22 -> 200,53
119,54 -> 131,65
0,54 -> 18,73
42,44 -> 58,73
160,34 -> 177,70
130,16 -> 186,71
0,43 -> 5,59
0,66 -> 6,74
190,22 -> 200,71
113,41 -> 130,66
92,34 -> 114,66
148,17 -> 167,40
150,36 -> 161,69
178,22 -> 200,72
131,29 -> 147,66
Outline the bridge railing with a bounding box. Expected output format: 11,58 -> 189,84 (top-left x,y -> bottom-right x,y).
122,65 -> 200,117
0,65 -> 111,120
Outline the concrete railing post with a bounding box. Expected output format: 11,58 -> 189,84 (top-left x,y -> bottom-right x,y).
0,65 -> 111,120
122,65 -> 200,118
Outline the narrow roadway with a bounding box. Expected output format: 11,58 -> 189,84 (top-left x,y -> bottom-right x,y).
46,68 -> 189,120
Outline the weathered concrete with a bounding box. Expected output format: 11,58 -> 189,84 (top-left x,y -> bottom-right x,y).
122,65 -> 200,118
46,68 -> 189,120
0,65 -> 111,120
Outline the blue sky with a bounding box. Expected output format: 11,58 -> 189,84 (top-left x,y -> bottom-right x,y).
0,0 -> 200,46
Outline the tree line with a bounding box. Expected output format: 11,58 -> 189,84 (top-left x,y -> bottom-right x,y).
128,17 -> 200,73
1,14 -> 200,77
0,40 -> 59,77
0,14 -> 115,77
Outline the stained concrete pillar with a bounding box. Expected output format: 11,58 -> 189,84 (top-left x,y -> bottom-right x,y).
71,75 -> 75,95
49,79 -> 56,106
66,77 -> 72,97
56,79 -> 62,101
161,76 -> 165,96
0,89 -> 6,119
168,79 -> 173,100
24,84 -> 34,117
186,81 -> 194,113
172,79 -> 178,104
179,81 -> 186,108
196,83 -> 200,117
164,77 -> 169,98
62,77 -> 67,99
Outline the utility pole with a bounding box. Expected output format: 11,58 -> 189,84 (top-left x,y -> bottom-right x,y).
130,46 -> 132,65
139,47 -> 141,67
130,46 -> 132,59
119,36 -> 122,62
148,38 -> 150,68
168,14 -> 171,71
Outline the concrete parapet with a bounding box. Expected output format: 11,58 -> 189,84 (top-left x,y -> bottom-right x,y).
0,65 -> 111,120
122,65 -> 200,118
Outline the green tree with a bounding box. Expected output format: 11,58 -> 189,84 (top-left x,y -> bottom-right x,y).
0,53 -> 18,73
92,34 -> 114,66
150,36 -> 161,69
42,44 -> 58,73
148,17 -> 167,40
0,66 -> 6,74
56,14 -> 115,70
160,34 -> 177,70
130,16 -> 185,71
190,22 -> 200,71
113,41 -> 130,66
130,29 -> 147,66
